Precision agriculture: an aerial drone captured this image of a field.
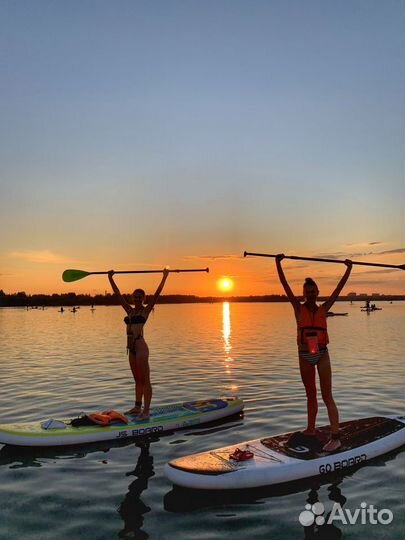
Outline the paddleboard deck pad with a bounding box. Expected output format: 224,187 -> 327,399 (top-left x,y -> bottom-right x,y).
165,415 -> 405,490
0,397 -> 243,447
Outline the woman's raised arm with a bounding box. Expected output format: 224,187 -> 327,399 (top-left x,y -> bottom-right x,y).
108,271 -> 132,313
323,260 -> 353,312
276,254 -> 300,312
146,268 -> 170,313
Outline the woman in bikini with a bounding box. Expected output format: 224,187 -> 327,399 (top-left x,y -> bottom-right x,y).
276,255 -> 352,452
108,268 -> 169,420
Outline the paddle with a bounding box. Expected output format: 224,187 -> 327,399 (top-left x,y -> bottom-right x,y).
243,251 -> 405,270
62,268 -> 209,283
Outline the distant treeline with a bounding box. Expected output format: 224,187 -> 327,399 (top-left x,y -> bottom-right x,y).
0,290 -> 404,307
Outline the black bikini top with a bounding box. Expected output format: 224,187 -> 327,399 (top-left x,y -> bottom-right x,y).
124,314 -> 147,325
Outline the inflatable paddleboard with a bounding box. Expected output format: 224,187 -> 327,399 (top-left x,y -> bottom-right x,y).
0,397 -> 243,447
165,415 -> 405,490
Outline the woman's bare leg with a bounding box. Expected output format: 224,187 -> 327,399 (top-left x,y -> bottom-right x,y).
299,357 -> 318,434
135,339 -> 151,417
317,351 -> 339,433
126,352 -> 143,414
317,351 -> 341,451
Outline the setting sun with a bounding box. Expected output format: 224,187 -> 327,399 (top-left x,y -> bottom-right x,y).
217,277 -> 234,293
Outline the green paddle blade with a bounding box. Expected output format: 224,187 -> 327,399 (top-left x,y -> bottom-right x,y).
62,269 -> 91,282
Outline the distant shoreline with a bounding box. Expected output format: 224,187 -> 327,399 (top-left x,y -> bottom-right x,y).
1,291 -> 404,307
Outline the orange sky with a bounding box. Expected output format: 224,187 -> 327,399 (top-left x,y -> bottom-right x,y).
1,4 -> 404,298
1,246 -> 404,297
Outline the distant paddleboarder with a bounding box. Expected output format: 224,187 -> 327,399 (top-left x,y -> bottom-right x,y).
275,255 -> 352,452
108,268 -> 169,420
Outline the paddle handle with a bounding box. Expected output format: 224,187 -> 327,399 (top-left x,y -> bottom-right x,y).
243,251 -> 405,270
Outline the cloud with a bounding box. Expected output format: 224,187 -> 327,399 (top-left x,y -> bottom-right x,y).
314,252 -> 346,260
350,268 -> 402,275
344,241 -> 383,248
350,268 -> 399,279
316,250 -> 377,259
284,263 -> 309,269
9,250 -> 73,264
183,254 -> 242,261
115,262 -> 168,269
314,246 -> 404,260
345,247 -> 405,258
378,248 -> 405,255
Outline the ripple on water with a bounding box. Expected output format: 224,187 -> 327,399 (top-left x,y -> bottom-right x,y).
0,303 -> 404,540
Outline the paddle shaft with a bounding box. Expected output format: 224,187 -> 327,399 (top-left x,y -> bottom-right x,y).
89,268 -> 209,275
243,252 -> 405,270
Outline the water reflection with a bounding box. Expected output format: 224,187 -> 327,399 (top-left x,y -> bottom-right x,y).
163,475 -> 338,514
1,303 -> 403,540
164,477 -> 346,538
301,483 -> 346,539
222,302 -> 232,358
222,302 -> 238,391
118,441 -> 155,540
0,438 -> 157,540
0,438 -> 136,469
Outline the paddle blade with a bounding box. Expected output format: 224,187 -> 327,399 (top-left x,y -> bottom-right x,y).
62,269 -> 91,282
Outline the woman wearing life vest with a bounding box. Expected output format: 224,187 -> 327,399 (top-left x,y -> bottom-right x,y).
276,255 -> 352,452
108,268 -> 170,420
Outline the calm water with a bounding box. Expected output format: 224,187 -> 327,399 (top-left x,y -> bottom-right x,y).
0,302 -> 404,540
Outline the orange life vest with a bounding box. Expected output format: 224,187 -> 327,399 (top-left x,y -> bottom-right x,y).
87,410 -> 129,427
297,304 -> 329,348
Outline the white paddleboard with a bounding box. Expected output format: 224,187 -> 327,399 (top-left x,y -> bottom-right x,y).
165,415 -> 405,490
0,397 -> 243,447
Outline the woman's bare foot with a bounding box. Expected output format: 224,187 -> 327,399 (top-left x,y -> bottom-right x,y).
322,438 -> 341,452
135,411 -> 150,422
125,406 -> 142,416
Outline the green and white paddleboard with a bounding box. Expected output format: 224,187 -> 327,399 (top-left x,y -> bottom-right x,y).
0,397 -> 243,447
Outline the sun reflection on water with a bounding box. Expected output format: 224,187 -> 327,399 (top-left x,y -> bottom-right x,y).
222,301 -> 232,357
222,302 -> 238,392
